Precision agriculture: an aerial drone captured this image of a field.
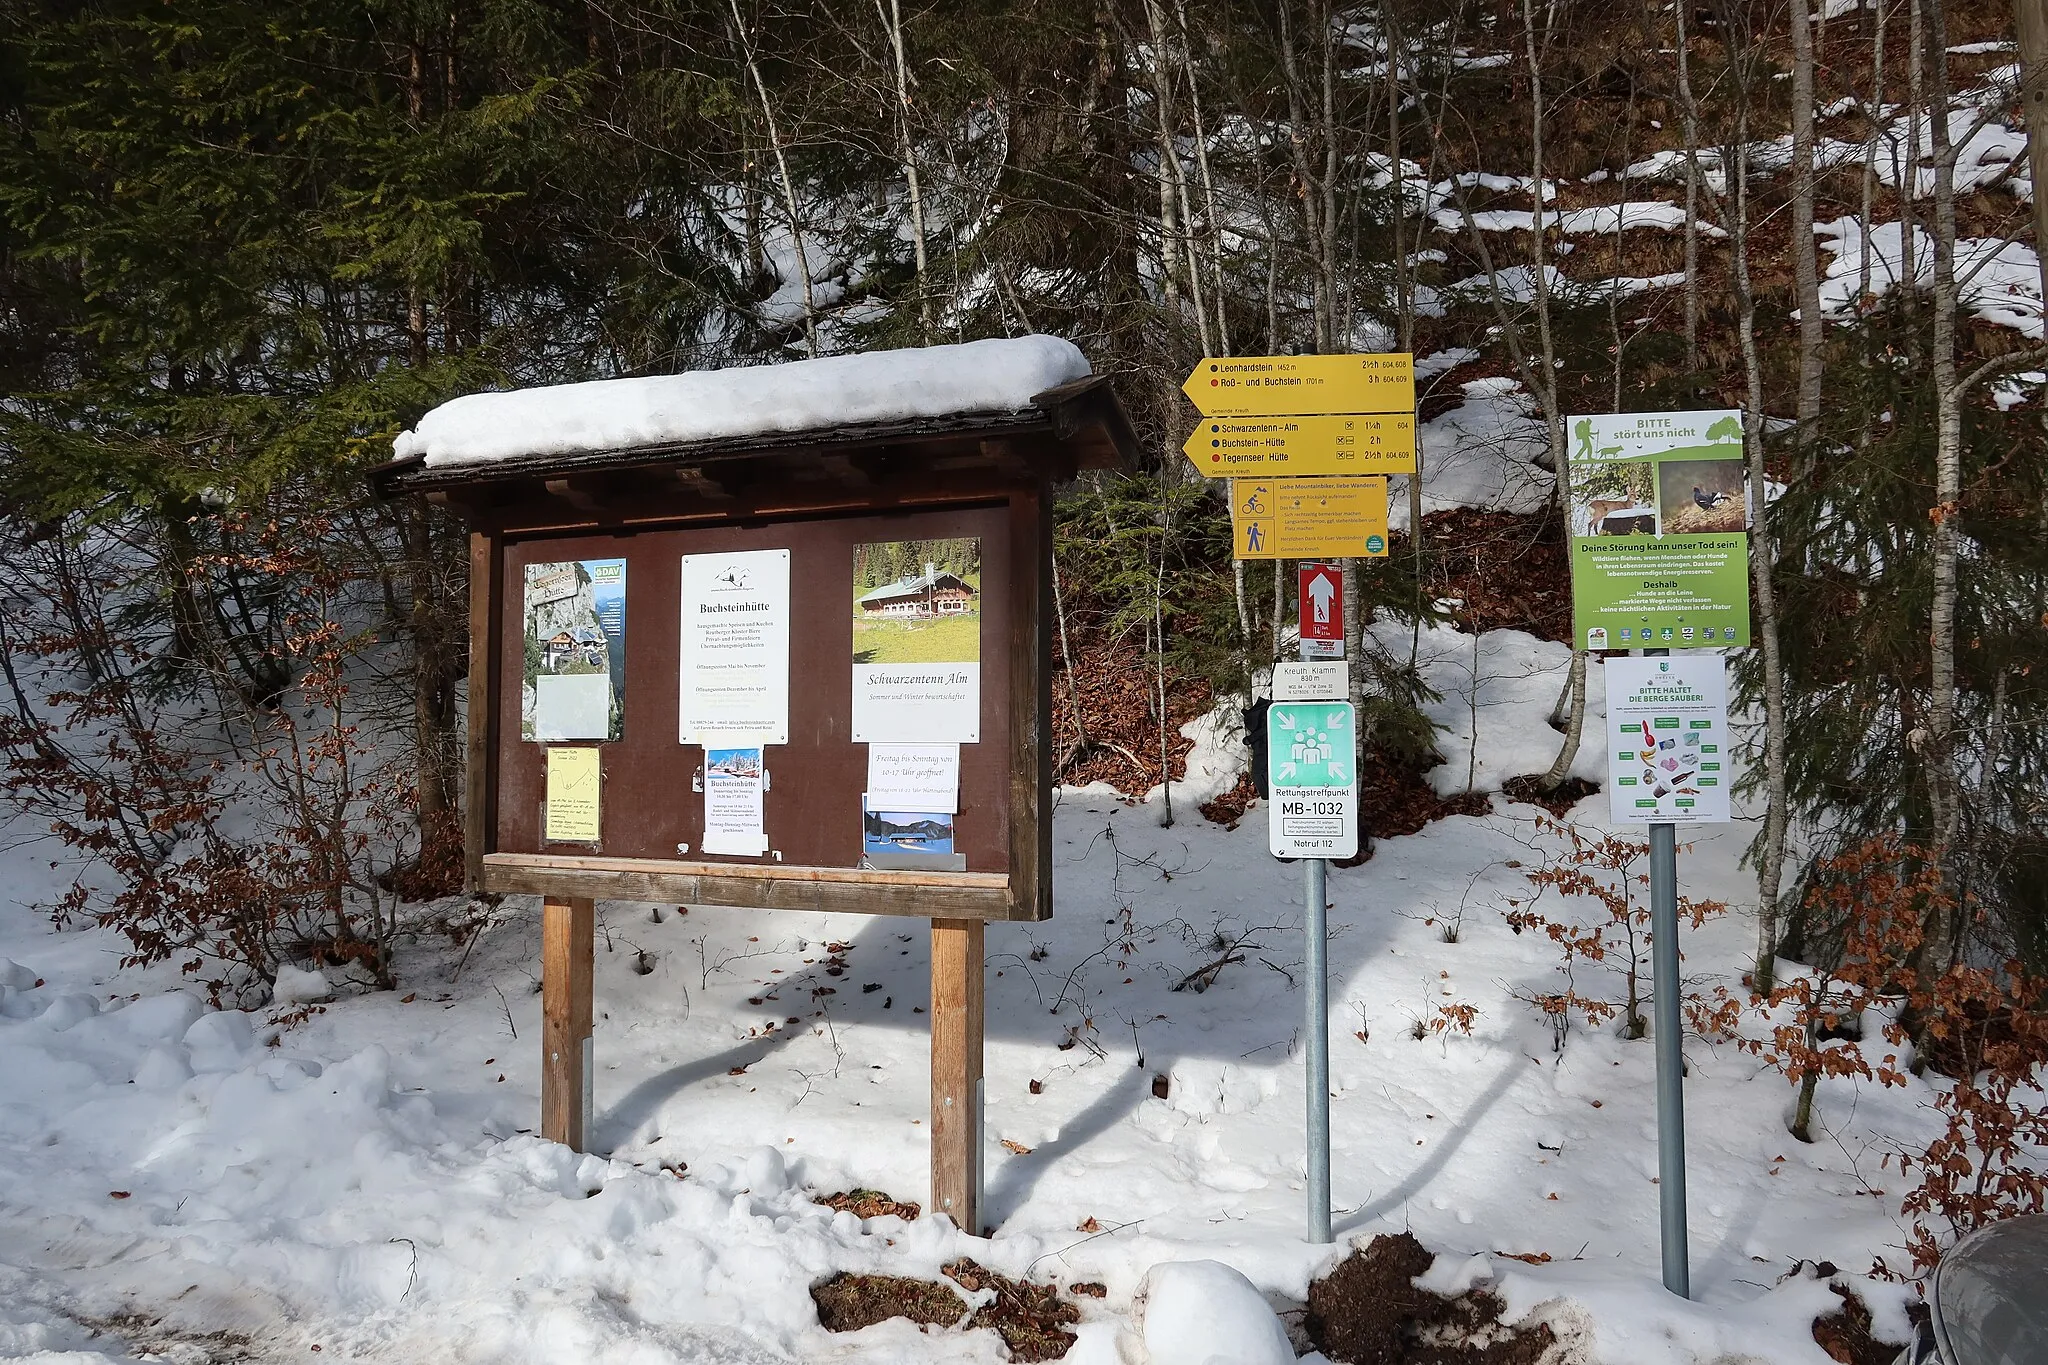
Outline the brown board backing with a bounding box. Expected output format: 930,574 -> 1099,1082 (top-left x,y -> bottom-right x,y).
489,501 -> 1032,912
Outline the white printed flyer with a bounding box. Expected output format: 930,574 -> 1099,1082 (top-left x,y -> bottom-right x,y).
865,743 -> 960,814
679,549 -> 790,745
702,746 -> 767,856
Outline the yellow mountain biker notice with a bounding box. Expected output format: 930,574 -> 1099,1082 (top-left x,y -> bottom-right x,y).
1232,478 -> 1391,560
1182,353 -> 1414,417
1183,413 -> 1417,477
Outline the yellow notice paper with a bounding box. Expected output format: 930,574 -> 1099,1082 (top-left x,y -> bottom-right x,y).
544,746 -> 601,843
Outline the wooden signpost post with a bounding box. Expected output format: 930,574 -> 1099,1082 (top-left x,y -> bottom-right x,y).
376,353 -> 1135,1235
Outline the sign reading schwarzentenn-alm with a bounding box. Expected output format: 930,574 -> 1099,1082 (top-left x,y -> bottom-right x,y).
1181,354 -> 1417,479
1565,410 -> 1752,650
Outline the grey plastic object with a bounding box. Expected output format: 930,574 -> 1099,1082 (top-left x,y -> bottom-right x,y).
1910,1216 -> 2048,1365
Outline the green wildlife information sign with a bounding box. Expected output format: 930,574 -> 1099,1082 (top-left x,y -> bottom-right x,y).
1565,410 -> 1751,650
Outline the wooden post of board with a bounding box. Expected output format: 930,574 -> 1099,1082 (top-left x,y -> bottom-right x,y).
464,530 -> 502,893
930,917 -> 985,1233
542,895 -> 595,1151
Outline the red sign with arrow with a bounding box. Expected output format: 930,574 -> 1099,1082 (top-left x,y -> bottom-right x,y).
1299,561 -> 1344,660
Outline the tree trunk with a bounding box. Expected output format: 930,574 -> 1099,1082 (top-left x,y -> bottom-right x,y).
1677,0 -> 1703,378
1387,4 -> 1427,640
1725,67 -> 1793,995
1924,0 -> 1964,865
1790,0 -> 1826,443
1517,0 -> 1585,789
1142,0 -> 1182,322
1172,0 -> 1230,350
731,0 -> 818,354
875,0 -> 930,337
1272,555 -> 1284,664
1277,0 -> 1331,350
1901,0 -> 1924,349
1860,2 -> 1890,305
404,505 -> 454,860
1052,544 -> 1090,758
2017,0 -> 2048,312
1535,650 -> 1587,790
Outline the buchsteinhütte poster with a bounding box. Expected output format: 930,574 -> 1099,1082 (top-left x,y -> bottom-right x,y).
850,538 -> 980,743
522,559 -> 625,742
679,549 -> 790,746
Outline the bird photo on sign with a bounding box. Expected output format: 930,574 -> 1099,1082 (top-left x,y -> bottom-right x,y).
1655,458 -> 1746,535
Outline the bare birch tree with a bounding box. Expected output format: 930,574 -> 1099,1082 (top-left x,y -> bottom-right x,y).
873,0 -> 931,337
1789,0 -> 1826,442
1706,15 -> 1793,990
730,0 -> 819,354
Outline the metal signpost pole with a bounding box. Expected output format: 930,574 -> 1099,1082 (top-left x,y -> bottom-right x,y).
1571,407 -> 1744,1301
1650,819 -> 1687,1296
1191,355 -> 1407,1248
1270,658 -> 1354,1247
1643,645 -> 1689,1298
1305,853 -> 1331,1244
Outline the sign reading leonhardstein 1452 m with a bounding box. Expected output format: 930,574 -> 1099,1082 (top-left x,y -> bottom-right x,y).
1565,410 -> 1752,650
1182,353 -> 1415,419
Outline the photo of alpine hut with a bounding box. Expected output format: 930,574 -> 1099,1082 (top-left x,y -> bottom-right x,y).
858,561 -> 976,618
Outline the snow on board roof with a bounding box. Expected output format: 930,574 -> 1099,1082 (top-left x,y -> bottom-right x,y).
394,335 -> 1092,468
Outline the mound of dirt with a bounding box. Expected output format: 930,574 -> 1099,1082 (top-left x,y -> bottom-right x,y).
810,1259 -> 1082,1361
944,1258 -> 1082,1362
1500,774 -> 1600,816
811,1273 -> 966,1333
1305,1233 -> 1558,1365
1812,1282 -> 1906,1365
816,1188 -> 921,1220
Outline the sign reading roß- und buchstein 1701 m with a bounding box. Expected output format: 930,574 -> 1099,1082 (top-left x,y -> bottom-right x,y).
1566,410 -> 1751,650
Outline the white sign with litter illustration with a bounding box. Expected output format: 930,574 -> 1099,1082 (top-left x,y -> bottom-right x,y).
1604,655 -> 1731,824
1266,701 -> 1359,858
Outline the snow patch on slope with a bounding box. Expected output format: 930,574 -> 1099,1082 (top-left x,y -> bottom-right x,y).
1435,202 -> 1725,238
1816,217 -> 2043,339
1372,619 -> 1609,799
1388,377 -> 1555,533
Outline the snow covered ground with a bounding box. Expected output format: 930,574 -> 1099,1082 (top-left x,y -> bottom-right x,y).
0,646 -> 1938,1363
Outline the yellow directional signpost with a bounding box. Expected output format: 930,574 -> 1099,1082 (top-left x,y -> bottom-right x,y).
1182,353 -> 1414,418
1188,346 -> 1412,706
1191,353 -> 1414,1247
1232,478 -> 1391,559
1183,413 -> 1416,478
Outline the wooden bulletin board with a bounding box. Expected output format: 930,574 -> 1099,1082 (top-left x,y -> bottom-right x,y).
469,490 -> 1052,922
378,369 -> 1134,1227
